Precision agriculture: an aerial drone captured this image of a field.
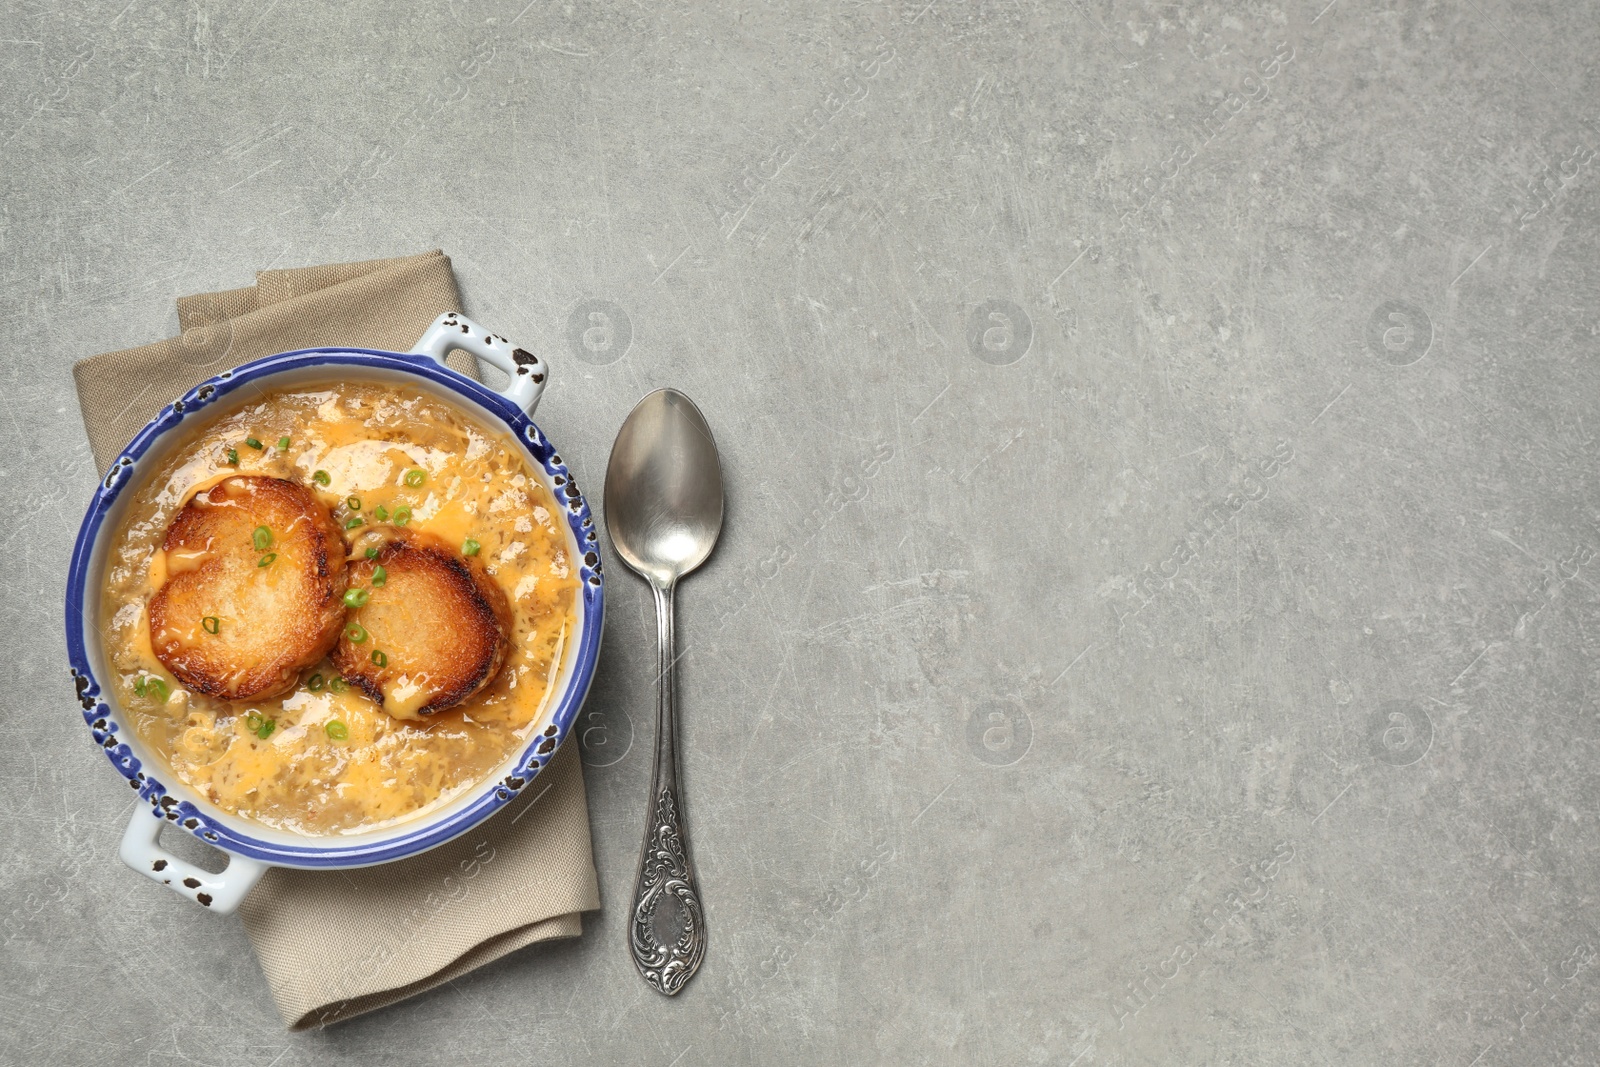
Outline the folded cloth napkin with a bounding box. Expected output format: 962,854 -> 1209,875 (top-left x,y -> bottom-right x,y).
71,250 -> 601,1030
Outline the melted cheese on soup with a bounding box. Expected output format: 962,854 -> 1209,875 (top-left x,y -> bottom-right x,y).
99,384 -> 582,835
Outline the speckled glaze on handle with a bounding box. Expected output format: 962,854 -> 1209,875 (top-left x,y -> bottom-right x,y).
409,311 -> 548,414
119,808 -> 268,914
628,580 -> 706,995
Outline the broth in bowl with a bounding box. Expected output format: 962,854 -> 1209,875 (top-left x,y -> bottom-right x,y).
98,384 -> 582,835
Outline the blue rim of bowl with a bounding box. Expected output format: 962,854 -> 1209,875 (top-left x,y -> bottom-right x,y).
65,347 -> 604,867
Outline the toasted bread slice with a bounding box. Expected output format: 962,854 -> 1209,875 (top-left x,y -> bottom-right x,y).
331,533 -> 512,718
149,476 -> 348,701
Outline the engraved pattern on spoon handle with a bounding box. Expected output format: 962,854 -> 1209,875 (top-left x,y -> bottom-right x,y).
628,581 -> 706,995
629,782 -> 705,995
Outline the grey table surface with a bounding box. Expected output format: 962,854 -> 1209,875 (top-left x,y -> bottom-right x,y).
4,1 -> 1599,1064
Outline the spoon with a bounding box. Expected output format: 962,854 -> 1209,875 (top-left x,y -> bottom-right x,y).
604,388 -> 724,996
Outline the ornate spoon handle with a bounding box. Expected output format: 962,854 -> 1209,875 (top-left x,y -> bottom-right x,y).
629,581 -> 706,995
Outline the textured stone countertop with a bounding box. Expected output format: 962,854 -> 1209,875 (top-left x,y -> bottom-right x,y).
4,1 -> 1599,1063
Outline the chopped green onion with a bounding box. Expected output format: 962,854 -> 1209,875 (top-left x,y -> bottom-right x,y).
307,673 -> 325,691
257,553 -> 277,568
328,677 -> 348,694
345,622 -> 368,644
245,711 -> 264,732
252,525 -> 272,551
371,650 -> 387,667
245,437 -> 263,450
373,504 -> 389,521
346,496 -> 362,511
404,469 -> 426,487
256,718 -> 276,740
313,470 -> 330,486
343,588 -> 370,608
364,546 -> 380,559
202,616 -> 220,635
392,506 -> 412,527
345,516 -> 364,530
147,678 -> 168,701
462,537 -> 481,557
133,676 -> 145,697
277,436 -> 291,451
226,449 -> 239,466
371,565 -> 387,587
325,720 -> 349,741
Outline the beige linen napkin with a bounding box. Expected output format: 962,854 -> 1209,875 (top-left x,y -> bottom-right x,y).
72,250 -> 601,1029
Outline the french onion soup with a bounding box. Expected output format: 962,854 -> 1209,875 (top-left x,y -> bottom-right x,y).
99,384 -> 581,835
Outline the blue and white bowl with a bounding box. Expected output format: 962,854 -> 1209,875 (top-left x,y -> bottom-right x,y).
65,312 -> 604,913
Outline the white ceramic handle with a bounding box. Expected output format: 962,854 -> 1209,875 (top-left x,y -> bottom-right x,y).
119,810 -> 268,915
410,311 -> 548,415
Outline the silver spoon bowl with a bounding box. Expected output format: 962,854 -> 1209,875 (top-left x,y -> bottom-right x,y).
604,388 -> 724,996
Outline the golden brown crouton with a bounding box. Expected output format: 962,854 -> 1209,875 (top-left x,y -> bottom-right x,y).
149,476 -> 348,701
331,533 -> 512,718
